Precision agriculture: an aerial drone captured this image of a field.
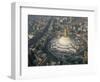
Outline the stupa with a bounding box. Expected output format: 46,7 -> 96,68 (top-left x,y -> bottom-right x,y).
47,28 -> 77,59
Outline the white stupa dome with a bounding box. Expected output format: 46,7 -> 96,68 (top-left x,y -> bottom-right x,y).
49,36 -> 76,53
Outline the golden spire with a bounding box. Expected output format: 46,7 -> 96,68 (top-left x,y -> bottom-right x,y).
64,28 -> 68,37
